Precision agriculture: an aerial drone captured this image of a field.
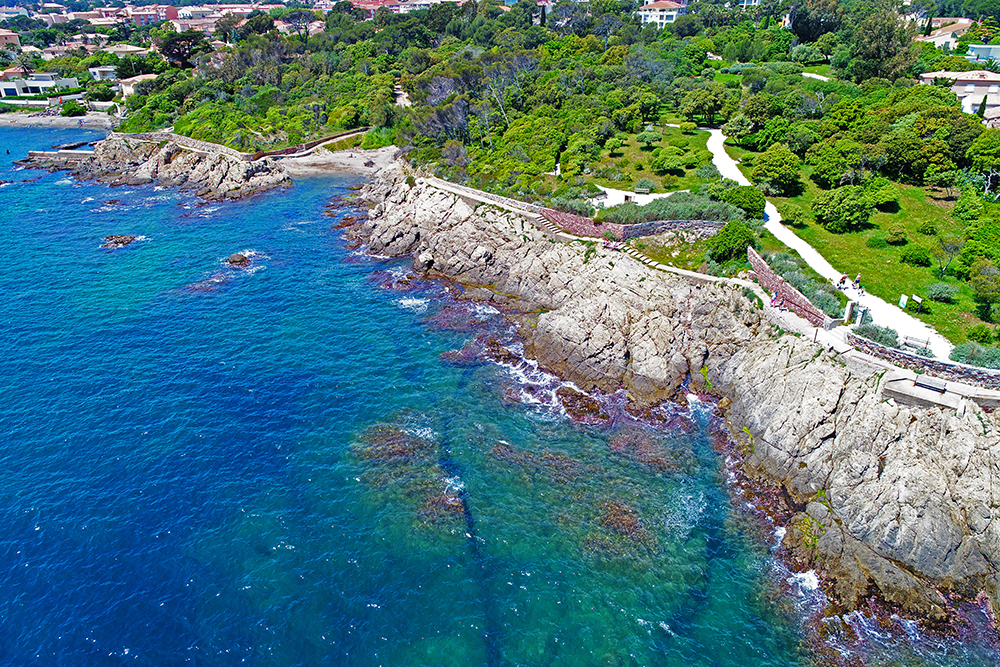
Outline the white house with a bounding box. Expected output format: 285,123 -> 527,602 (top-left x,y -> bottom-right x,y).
915,17 -> 973,51
966,44 -> 1000,64
636,0 -> 685,28
88,65 -> 118,81
0,73 -> 79,98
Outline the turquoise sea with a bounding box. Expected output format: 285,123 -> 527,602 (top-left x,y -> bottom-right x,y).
0,127 -> 996,667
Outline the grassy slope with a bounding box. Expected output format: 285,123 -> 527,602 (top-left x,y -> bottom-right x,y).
726,143 -> 976,343
588,127 -> 712,193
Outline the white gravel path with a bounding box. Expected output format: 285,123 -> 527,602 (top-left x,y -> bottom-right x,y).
706,129 -> 954,359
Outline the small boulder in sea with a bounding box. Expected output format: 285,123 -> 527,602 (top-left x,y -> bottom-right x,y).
101,234 -> 137,249
556,386 -> 610,422
226,253 -> 250,268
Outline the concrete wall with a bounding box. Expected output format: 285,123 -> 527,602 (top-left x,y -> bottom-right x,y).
747,247 -> 826,326
846,332 -> 1000,391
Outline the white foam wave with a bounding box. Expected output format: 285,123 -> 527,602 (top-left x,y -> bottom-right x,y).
661,491 -> 706,539
787,570 -> 820,592
82,196 -> 94,203
443,475 -> 465,493
396,297 -> 429,313
54,178 -> 72,185
403,425 -> 438,441
470,302 -> 501,320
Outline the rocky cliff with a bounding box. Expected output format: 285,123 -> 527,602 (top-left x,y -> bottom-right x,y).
24,135 -> 290,200
350,163 -> 1000,627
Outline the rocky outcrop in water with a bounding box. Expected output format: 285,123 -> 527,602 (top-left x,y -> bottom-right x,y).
23,135 -> 290,200
349,163 -> 1000,627
101,234 -> 136,249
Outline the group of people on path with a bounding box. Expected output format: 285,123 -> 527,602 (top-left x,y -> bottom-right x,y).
837,272 -> 866,296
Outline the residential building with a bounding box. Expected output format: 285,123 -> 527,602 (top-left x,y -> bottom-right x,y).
119,73 -> 157,98
0,6 -> 29,20
915,17 -> 973,51
920,69 -> 1000,115
0,29 -> 20,50
966,43 -> 1000,64
0,73 -> 79,98
636,0 -> 685,28
88,65 -> 118,81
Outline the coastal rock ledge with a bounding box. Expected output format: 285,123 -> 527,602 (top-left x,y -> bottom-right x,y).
350,163 -> 1000,627
22,135 -> 291,200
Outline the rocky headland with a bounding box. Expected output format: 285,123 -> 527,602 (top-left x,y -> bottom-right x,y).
347,162 -> 1000,630
20,134 -> 291,200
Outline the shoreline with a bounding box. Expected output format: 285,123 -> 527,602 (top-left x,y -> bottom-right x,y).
1,111 -> 119,131
343,161 -> 1000,636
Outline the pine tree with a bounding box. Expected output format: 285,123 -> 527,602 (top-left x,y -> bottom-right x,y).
978,96 -> 988,119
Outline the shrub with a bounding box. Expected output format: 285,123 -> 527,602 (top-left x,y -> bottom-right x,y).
679,122 -> 696,133
926,282 -> 959,303
810,290 -> 843,318
950,342 -> 1000,369
917,220 -> 938,236
708,220 -> 757,263
61,100 -> 86,117
721,185 -> 766,219
884,224 -> 908,245
634,177 -> 656,192
549,196 -> 594,217
866,234 -> 889,249
912,347 -> 934,357
695,163 -> 720,180
599,191 -> 745,225
855,323 -> 899,347
812,186 -> 874,233
863,177 -> 899,208
967,323 -> 995,344
900,245 -> 931,266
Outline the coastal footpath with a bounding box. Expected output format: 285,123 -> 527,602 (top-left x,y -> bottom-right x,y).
349,162 -> 1000,626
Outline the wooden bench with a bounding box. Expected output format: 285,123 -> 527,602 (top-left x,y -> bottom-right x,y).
634,188 -> 650,194
914,375 -> 947,393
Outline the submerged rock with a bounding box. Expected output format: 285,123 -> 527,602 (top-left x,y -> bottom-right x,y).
556,386 -> 609,422
101,234 -> 136,249
226,253 -> 250,268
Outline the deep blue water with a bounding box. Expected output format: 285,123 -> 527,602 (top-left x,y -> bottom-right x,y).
0,128 -> 996,667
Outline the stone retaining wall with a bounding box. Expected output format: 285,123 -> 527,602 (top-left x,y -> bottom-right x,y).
846,332 -> 1000,391
615,219 -> 725,241
747,247 -> 826,326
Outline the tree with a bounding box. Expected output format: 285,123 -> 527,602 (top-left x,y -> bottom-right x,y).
679,84 -> 727,124
812,186 -> 875,232
214,12 -> 242,43
636,130 -> 662,148
159,31 -> 208,68
933,234 -> 965,277
284,9 -> 316,45
844,0 -> 918,82
750,142 -> 801,195
721,186 -> 766,218
708,220 -> 757,263
13,52 -> 34,78
968,128 -> 1000,192
971,258 -> 1000,321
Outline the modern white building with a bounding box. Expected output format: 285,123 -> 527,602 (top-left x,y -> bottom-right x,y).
0,73 -> 80,98
636,0 -> 685,28
88,65 -> 118,81
966,44 -> 1000,64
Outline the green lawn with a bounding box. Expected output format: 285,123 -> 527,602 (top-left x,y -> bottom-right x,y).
802,64 -> 834,77
766,166 -> 976,343
587,127 -> 712,194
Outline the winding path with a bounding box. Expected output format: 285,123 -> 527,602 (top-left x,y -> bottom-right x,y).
705,129 -> 954,359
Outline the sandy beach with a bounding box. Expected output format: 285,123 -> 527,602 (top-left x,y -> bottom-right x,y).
281,146 -> 400,176
1,112 -> 119,131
